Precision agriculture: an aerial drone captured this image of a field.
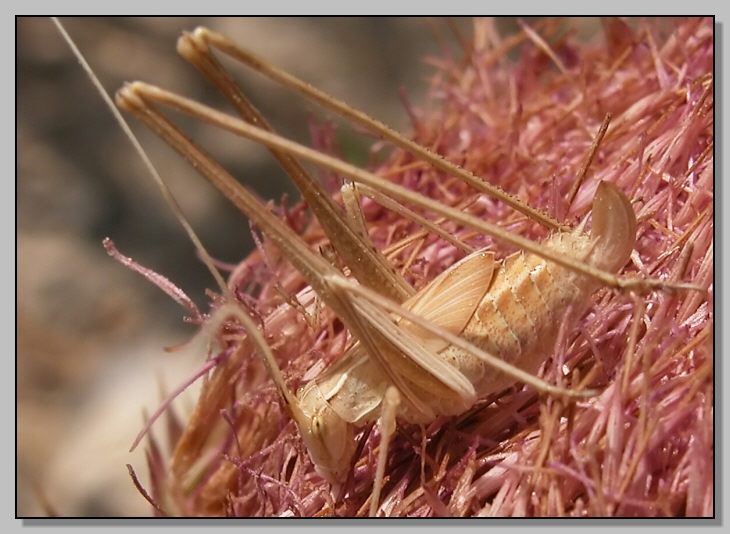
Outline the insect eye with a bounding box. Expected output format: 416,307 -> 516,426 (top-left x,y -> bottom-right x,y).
311,415 -> 322,436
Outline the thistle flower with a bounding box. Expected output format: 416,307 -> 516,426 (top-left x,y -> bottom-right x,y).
124,17 -> 713,517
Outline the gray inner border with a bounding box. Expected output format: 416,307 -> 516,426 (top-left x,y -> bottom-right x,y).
10,2 -> 726,533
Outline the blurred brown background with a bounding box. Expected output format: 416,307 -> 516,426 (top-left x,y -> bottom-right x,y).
17,16 -> 489,516
18,16 -> 609,517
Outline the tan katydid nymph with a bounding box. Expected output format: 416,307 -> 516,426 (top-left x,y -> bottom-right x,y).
54,18 -> 711,517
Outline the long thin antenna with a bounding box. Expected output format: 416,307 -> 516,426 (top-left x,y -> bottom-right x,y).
50,17 -> 231,299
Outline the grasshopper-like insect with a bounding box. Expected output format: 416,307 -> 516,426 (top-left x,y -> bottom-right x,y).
55,18 -> 709,516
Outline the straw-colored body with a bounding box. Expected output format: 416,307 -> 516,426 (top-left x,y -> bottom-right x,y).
289,180 -> 636,490
54,19 -> 710,518
302,231 -> 598,426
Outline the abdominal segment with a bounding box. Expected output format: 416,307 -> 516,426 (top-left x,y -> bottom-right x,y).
450,232 -> 599,398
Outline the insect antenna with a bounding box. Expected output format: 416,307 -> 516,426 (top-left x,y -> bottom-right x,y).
51,17 -> 229,300
182,27 -> 565,232
51,17 -> 307,460
119,80 -> 703,294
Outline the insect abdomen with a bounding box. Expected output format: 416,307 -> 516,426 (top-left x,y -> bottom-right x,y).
441,182 -> 637,400
312,183 -> 636,424
463,232 -> 598,396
